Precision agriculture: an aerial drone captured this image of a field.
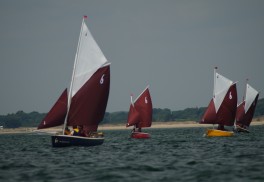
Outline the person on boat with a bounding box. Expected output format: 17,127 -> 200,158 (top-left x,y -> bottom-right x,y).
64,127 -> 71,135
71,125 -> 81,136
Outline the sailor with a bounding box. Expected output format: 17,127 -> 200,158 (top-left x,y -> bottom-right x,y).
71,125 -> 80,136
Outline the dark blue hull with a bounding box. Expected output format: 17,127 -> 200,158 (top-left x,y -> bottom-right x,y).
51,135 -> 104,147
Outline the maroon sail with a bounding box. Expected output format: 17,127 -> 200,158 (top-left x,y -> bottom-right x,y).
236,84 -> 259,127
38,89 -> 67,129
126,104 -> 140,127
201,84 -> 237,126
67,65 -> 110,131
126,87 -> 152,128
200,69 -> 238,128
135,88 -> 152,128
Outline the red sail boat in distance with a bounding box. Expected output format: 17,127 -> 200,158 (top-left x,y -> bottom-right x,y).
199,67 -> 237,137
235,81 -> 259,133
126,86 -> 153,139
37,16 -> 110,147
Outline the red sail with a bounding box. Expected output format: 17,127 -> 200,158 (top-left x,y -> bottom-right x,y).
200,84 -> 237,126
67,65 -> 110,131
134,88 -> 152,128
236,94 -> 259,127
126,104 -> 140,127
38,89 -> 67,129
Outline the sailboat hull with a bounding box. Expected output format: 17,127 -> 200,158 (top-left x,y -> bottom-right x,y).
131,132 -> 150,139
205,129 -> 234,137
51,135 -> 104,147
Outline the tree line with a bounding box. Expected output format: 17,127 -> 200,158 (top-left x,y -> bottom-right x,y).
1,98 -> 264,128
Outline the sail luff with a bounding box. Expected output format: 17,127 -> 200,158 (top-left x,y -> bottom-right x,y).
134,85 -> 150,103
62,16 -> 86,134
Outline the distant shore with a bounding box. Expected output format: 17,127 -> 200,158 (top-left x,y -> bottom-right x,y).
1,120 -> 264,135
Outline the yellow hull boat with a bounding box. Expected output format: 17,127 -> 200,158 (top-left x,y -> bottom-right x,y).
205,129 -> 234,137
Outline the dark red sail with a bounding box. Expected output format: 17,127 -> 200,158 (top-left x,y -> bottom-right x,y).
200,83 -> 237,126
134,88 -> 152,128
126,87 -> 152,128
126,104 -> 140,127
236,86 -> 259,127
38,89 -> 67,129
67,65 -> 110,131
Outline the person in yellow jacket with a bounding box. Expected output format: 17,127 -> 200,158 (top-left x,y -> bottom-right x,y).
71,126 -> 82,136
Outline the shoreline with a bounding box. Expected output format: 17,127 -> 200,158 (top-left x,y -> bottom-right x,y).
0,120 -> 263,134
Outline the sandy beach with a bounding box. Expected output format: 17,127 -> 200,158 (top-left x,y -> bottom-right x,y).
0,120 -> 263,134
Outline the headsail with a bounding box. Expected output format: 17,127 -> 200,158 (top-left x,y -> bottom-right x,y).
236,84 -> 259,127
200,69 -> 237,126
38,89 -> 67,129
126,86 -> 152,128
127,104 -> 140,127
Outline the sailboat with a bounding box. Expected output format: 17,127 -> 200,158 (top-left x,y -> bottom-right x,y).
199,67 -> 237,137
37,16 -> 110,147
235,80 -> 259,133
126,86 -> 152,139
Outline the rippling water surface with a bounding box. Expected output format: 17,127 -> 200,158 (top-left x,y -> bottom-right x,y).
0,126 -> 264,182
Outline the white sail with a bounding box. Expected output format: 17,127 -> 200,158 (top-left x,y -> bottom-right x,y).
71,20 -> 108,97
244,84 -> 259,113
213,72 -> 233,112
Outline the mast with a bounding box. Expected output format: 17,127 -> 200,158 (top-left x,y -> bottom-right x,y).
62,16 -> 87,134
213,67 -> 217,98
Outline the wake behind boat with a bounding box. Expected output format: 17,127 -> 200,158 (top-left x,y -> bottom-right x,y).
126,86 -> 153,139
37,16 -> 110,147
199,67 -> 237,137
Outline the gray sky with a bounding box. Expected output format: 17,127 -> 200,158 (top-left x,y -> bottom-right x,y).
0,0 -> 263,115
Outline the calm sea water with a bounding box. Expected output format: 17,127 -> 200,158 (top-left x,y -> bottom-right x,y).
0,126 -> 264,182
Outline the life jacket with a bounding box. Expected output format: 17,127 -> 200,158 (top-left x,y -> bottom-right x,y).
72,128 -> 80,136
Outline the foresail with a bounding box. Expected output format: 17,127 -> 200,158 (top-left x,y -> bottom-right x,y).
200,99 -> 217,124
71,20 -> 108,97
126,104 -> 140,127
38,89 -> 67,129
134,87 -> 152,128
67,65 -> 110,131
